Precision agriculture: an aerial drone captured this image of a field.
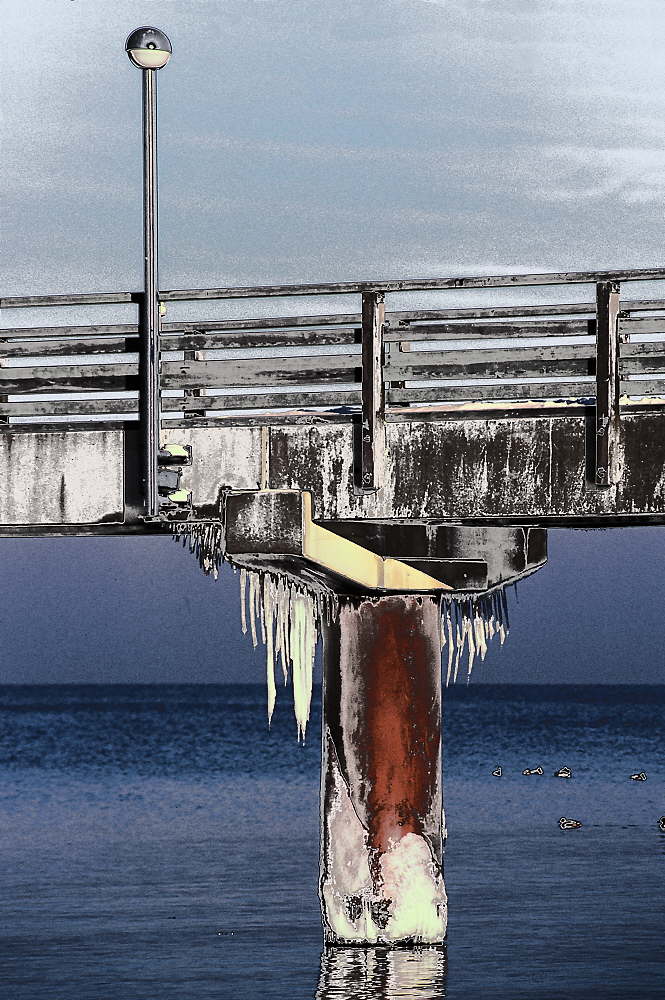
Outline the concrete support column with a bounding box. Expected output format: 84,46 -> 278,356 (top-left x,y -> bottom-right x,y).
320,593 -> 446,946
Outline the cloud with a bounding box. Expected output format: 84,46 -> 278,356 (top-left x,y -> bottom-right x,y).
528,146 -> 665,205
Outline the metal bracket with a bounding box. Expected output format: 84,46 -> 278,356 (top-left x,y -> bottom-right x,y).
144,443 -> 193,521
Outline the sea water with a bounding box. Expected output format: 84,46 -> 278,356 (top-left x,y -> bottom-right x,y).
0,684 -> 662,1000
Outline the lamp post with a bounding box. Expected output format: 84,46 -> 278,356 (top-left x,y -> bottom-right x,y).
125,27 -> 172,518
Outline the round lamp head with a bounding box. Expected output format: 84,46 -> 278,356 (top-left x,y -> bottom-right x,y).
125,26 -> 172,70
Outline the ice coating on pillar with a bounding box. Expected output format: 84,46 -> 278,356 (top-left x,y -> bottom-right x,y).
320,594 -> 447,946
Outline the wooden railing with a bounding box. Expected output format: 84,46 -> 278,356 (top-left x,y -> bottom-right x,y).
3,267 -> 665,487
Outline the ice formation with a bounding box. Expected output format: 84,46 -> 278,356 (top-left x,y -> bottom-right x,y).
440,586 -> 511,684
172,518 -> 513,724
170,519 -> 226,579
239,568 -> 338,741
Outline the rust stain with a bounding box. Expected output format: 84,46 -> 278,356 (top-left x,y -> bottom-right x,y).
325,594 -> 441,886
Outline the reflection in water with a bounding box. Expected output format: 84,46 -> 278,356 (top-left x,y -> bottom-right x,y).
315,945 -> 447,1000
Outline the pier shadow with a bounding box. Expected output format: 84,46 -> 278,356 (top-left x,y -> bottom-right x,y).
315,945 -> 447,999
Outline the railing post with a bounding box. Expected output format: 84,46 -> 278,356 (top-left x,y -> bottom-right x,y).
357,290 -> 385,493
594,280 -> 621,487
0,335 -> 7,426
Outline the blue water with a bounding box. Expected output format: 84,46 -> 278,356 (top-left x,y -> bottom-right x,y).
0,684 -> 662,999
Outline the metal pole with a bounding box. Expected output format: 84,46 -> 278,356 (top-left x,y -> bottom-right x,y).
140,67 -> 160,517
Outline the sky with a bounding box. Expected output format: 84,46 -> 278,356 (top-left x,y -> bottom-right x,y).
2,0 -> 665,684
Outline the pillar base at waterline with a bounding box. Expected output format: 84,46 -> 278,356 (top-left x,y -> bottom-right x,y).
320,594 -> 447,946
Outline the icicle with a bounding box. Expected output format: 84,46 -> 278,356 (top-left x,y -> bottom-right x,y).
170,517 -> 226,579
466,610 -> 476,680
291,592 -> 309,740
441,583 -> 513,684
248,571 -> 258,648
446,607 -> 455,686
275,579 -> 288,684
264,575 -> 276,725
256,573 -> 266,645
173,521 -> 329,740
240,569 -> 248,636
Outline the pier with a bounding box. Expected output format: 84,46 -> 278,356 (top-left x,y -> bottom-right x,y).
3,265 -> 665,943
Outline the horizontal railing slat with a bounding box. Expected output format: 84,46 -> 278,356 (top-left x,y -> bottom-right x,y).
620,379 -> 665,395
161,314 -> 360,332
621,342 -> 665,358
622,357 -> 665,375
4,268 -> 665,310
385,320 -> 592,343
619,317 -> 665,335
388,299 -> 665,324
160,356 -> 360,388
0,398 -> 138,417
176,390 -> 360,412
1,337 -> 137,359
0,324 -> 137,339
388,382 -> 594,404
158,268 -> 665,301
0,389 -> 361,418
161,328 -> 359,351
388,342 -> 594,371
0,292 -> 135,309
387,358 -> 592,381
0,368 -> 137,393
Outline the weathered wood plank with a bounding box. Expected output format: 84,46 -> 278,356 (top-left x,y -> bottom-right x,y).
0,362 -> 136,381
622,357 -> 665,374
0,292 -> 135,308
160,356 -> 360,388
594,281 -> 621,487
388,381 -> 594,404
385,320 -> 592,343
0,373 -> 137,394
0,398 -> 138,417
0,324 -> 137,339
620,342 -> 665,357
159,267 -> 665,301
387,299 -> 665,325
358,291 -> 385,492
390,344 -> 594,367
0,337 -> 137,358
387,357 -> 592,381
176,389 -> 360,411
160,314 -> 360,332
388,303 -> 595,323
620,379 -> 665,395
161,328 -> 360,351
162,412 -> 354,428
0,393 -> 356,419
619,317 -> 665,336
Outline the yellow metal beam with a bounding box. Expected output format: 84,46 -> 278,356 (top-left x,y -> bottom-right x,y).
299,492 -> 452,592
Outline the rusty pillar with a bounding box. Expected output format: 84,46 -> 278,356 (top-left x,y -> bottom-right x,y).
320,593 -> 446,946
